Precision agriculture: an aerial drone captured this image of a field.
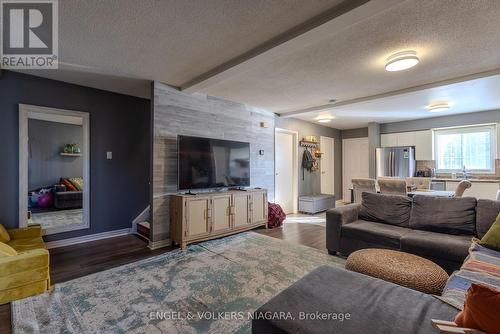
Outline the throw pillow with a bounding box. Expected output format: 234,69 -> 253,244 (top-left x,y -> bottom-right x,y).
359,192 -> 412,227
479,213 -> 500,251
454,283 -> 500,334
0,242 -> 17,256
61,178 -> 77,191
0,224 -> 10,243
409,195 -> 476,235
69,177 -> 83,191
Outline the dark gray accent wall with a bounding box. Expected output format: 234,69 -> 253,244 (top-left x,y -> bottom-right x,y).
28,119 -> 83,190
341,127 -> 368,139
275,117 -> 342,198
380,109 -> 500,133
0,71 -> 151,241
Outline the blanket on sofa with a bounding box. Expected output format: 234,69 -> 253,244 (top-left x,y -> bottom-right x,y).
439,241 -> 500,309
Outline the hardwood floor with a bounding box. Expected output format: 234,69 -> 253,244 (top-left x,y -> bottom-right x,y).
0,222 -> 327,332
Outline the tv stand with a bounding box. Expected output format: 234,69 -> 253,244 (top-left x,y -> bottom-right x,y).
170,188 -> 268,249
230,187 -> 247,191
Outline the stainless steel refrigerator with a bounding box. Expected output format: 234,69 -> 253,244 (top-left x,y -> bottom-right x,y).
376,146 -> 416,178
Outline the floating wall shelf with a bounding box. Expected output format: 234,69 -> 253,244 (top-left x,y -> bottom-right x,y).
60,153 -> 82,157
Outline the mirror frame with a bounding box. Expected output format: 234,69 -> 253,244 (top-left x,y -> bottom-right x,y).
19,104 -> 90,235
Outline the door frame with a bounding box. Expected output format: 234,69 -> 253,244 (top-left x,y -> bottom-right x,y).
342,137 -> 369,203
320,136 -> 334,195
19,104 -> 90,235
274,128 -> 298,214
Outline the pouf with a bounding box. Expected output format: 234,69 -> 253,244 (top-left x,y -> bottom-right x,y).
345,249 -> 449,295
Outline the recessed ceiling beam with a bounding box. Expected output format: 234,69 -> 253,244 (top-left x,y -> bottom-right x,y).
181,0 -> 404,93
279,68 -> 500,118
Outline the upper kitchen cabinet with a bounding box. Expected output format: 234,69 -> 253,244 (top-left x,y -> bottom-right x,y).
380,130 -> 433,160
414,130 -> 433,160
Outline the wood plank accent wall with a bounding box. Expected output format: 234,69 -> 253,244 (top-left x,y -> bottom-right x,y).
152,82 -> 275,243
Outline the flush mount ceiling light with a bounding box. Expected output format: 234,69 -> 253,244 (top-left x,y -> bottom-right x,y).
427,102 -> 450,113
316,115 -> 334,123
385,51 -> 419,72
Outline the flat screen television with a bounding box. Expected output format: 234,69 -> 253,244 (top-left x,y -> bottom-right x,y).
178,135 -> 250,190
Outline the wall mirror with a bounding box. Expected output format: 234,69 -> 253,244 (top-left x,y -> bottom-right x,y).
19,104 -> 90,235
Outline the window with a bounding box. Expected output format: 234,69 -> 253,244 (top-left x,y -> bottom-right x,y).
434,125 -> 496,172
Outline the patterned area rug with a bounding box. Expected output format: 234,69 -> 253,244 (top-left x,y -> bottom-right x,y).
12,232 -> 344,333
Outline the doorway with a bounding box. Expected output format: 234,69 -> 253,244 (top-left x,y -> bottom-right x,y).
342,137 -> 369,203
275,128 -> 298,214
19,104 -> 90,235
320,136 -> 334,195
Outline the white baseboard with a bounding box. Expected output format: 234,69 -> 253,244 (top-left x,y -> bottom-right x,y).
148,238 -> 172,250
45,228 -> 132,249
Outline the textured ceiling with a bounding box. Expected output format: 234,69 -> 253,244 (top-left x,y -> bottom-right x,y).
202,0 -> 500,113
291,74 -> 500,129
52,0 -> 345,90
13,0 -> 500,129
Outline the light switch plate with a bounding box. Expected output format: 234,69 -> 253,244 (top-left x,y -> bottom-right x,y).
106,151 -> 112,160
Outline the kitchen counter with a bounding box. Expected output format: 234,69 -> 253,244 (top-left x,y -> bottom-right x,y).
431,178 -> 500,184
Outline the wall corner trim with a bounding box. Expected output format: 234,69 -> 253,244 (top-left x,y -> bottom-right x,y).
45,228 -> 132,249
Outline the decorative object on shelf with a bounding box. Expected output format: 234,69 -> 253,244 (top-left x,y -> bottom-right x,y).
63,143 -> 81,154
313,147 -> 323,158
305,135 -> 318,143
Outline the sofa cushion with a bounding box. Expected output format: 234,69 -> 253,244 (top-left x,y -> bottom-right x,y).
252,266 -> 458,334
342,220 -> 410,249
476,199 -> 500,238
0,224 -> 10,243
409,195 -> 476,235
479,213 -> 500,251
0,242 -> 18,256
7,237 -> 46,253
401,230 -> 471,263
359,192 -> 412,227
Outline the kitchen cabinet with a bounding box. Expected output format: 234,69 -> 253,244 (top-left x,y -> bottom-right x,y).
414,130 -> 433,160
380,130 -> 433,160
380,133 -> 398,147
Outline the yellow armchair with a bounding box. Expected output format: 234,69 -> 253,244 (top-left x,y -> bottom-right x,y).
0,224 -> 50,304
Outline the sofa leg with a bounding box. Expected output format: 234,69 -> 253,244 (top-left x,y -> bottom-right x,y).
327,250 -> 337,255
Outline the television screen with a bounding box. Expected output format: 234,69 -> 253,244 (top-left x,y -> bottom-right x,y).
178,135 -> 250,190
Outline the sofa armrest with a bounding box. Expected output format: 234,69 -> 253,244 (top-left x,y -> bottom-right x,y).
0,248 -> 49,277
326,203 -> 360,253
8,225 -> 43,239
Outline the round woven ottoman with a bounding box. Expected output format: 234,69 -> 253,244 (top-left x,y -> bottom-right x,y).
345,249 -> 449,295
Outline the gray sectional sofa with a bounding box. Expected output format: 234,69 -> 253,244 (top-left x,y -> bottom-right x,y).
252,193 -> 500,334
326,192 -> 499,273
252,266 -> 458,334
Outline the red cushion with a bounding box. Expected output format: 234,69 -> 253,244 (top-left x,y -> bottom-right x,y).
268,203 -> 286,228
454,283 -> 500,334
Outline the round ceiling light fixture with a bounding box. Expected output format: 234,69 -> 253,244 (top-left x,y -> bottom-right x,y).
385,51 -> 419,72
427,101 -> 450,113
318,119 -> 332,123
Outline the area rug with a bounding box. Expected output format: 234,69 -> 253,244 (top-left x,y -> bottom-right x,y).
12,232 -> 344,333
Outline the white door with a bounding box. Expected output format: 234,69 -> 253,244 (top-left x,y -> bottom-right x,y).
342,138 -> 369,203
275,131 -> 294,213
320,136 -> 334,195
